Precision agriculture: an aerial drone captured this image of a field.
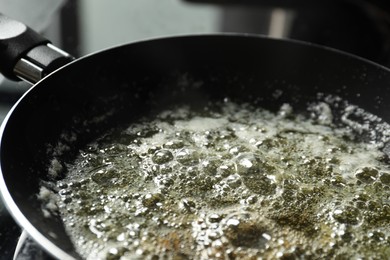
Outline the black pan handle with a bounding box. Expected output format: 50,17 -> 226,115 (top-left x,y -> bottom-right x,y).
0,13 -> 75,83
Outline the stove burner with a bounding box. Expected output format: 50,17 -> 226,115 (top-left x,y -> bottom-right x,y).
13,232 -> 52,260
0,209 -> 21,259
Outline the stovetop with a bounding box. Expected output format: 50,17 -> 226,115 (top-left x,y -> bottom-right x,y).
2,0 -> 390,259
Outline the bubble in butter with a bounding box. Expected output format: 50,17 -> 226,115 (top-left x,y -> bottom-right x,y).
49,100 -> 390,259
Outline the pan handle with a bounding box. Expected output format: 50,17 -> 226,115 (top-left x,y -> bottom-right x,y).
0,13 -> 74,84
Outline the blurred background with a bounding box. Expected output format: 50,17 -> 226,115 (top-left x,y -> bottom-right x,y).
2,0 -> 390,258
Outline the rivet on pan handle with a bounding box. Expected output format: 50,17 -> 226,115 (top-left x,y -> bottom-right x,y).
0,13 -> 75,84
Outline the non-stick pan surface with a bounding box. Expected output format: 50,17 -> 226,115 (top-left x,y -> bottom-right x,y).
1,34 -> 390,259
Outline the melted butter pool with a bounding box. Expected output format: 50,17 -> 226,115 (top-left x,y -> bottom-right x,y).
52,101 -> 390,259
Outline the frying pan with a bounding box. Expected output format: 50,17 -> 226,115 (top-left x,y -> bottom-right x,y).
1,13 -> 390,260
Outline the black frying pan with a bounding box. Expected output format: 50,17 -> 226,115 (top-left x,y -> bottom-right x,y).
1,14 -> 390,260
